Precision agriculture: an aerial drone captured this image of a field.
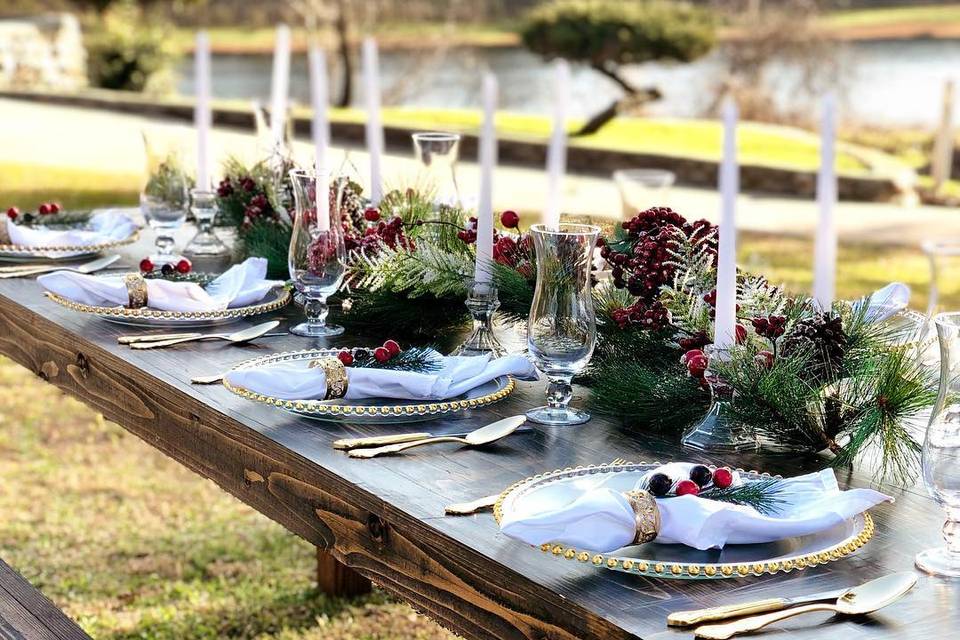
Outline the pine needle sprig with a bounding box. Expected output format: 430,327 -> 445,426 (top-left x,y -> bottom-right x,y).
350,345 -> 443,373
693,478 -> 787,516
15,210 -> 92,228
337,289 -> 470,340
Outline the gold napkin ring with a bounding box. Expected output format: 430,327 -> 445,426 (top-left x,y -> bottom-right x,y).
308,357 -> 349,400
123,273 -> 148,309
625,490 -> 661,545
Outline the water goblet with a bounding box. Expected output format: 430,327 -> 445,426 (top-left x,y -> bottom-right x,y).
917,311 -> 960,577
184,189 -> 228,257
613,169 -> 675,219
412,131 -> 462,209
288,169 -> 346,338
525,223 -> 600,426
140,162 -> 189,263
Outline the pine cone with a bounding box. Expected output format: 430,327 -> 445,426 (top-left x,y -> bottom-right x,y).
780,313 -> 847,379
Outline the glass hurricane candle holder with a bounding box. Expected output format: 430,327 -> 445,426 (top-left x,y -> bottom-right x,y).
525,223 -> 600,426
453,280 -> 506,357
184,189 -> 228,256
916,311 -> 960,577
412,131 -> 462,209
288,169 -> 346,338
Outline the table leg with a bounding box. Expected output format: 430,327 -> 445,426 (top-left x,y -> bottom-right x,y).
316,548 -> 371,597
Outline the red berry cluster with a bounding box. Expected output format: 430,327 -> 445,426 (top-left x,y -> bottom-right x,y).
751,315 -> 786,339
217,176 -> 279,230
6,202 -> 62,221
678,331 -> 711,352
139,258 -> 191,276
602,207 -> 715,304
337,339 -> 401,366
344,215 -> 414,256
456,210 -> 532,270
647,464 -> 734,498
610,300 -> 670,330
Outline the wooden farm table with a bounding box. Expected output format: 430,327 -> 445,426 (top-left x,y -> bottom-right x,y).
0,272 -> 955,640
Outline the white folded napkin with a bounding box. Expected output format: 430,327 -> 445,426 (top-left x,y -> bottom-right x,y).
855,282 -> 910,323
499,466 -> 891,552
6,209 -> 137,250
39,257 -> 281,313
225,350 -> 539,402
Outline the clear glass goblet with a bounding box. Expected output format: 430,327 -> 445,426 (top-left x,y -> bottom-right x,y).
526,223 -> 600,426
613,169 -> 675,220
412,131 -> 462,209
140,163 -> 189,263
917,311 -> 960,577
288,169 -> 346,338
184,189 -> 228,257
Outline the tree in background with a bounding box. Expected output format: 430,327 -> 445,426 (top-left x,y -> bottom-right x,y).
521,0 -> 716,135
84,1 -> 176,92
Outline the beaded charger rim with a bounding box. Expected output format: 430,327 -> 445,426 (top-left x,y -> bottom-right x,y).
0,229 -> 141,255
221,348 -> 516,420
493,461 -> 875,580
44,285 -> 291,321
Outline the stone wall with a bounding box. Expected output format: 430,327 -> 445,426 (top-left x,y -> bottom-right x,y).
0,14 -> 86,90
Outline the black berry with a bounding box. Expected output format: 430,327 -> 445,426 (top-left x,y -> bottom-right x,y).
354,348 -> 369,360
690,465 -> 713,488
160,263 -> 174,276
647,473 -> 672,497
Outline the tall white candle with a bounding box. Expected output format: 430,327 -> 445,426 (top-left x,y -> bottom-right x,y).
315,163 -> 330,232
714,97 -> 739,352
362,37 -> 384,205
194,31 -> 212,189
813,93 -> 837,311
269,24 -> 291,148
308,44 -> 329,175
544,59 -> 570,229
474,73 -> 498,285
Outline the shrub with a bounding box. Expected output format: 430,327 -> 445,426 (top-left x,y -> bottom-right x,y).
85,3 -> 175,92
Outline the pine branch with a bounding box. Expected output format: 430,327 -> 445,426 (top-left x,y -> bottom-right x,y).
339,289 -> 470,339
694,478 -> 787,516
350,345 -> 443,373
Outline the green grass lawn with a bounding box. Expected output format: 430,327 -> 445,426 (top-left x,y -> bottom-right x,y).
820,3 -> 960,29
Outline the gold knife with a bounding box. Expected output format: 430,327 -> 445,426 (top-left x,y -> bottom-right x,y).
118,333 -> 203,344
667,586 -> 850,627
333,426 -> 533,450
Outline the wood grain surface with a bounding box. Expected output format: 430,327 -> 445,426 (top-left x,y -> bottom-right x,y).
0,263 -> 955,640
0,559 -> 91,640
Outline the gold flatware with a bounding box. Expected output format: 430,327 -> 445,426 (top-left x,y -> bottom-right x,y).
0,254 -> 121,278
130,321 -> 281,349
349,415 -> 527,458
333,425 -> 534,451
119,332 -> 203,345
668,587 -> 850,627
444,458 -> 627,515
191,373 -> 225,385
694,572 -> 917,639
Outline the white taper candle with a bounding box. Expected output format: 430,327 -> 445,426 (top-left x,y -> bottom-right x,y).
194,31 -> 212,189
269,24 -> 291,148
474,73 -> 498,285
362,37 -> 384,205
544,59 -> 570,229
813,93 -> 837,311
714,97 -> 739,352
308,44 -> 330,178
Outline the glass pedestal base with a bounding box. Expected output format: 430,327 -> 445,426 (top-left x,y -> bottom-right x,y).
916,547 -> 960,577
682,399 -> 758,453
453,280 -> 506,357
290,322 -> 344,338
184,230 -> 229,257
525,406 -> 590,426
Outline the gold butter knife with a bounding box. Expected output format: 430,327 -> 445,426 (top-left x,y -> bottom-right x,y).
668,586 -> 850,627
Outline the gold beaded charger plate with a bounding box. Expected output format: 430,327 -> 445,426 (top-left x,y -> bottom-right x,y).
0,230 -> 140,263
494,461 -> 874,581
222,348 -> 516,424
44,286 -> 291,328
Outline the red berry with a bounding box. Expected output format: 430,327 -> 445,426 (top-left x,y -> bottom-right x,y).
175,259 -> 192,274
383,339 -> 401,356
676,480 -> 700,496
363,207 -> 381,222
5,207 -> 18,220
337,350 -> 354,366
138,258 -> 154,273
713,467 -> 734,489
37,203 -> 51,215
686,353 -> 709,378
755,350 -> 774,369
681,349 -> 704,365
735,323 -> 747,344
49,202 -> 61,214
374,347 -> 391,363
500,210 -> 520,229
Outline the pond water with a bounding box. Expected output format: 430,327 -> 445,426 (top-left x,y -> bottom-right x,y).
175,39 -> 960,128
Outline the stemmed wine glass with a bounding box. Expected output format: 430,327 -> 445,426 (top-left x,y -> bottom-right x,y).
917,311 -> 960,577
288,169 -> 346,338
140,159 -> 189,263
525,223 -> 600,426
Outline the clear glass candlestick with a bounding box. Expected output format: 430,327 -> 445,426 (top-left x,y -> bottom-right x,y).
185,189 -> 228,256
288,169 -> 345,338
526,223 -> 600,426
454,280 -> 506,357
916,312 -> 960,577
412,131 -> 462,209
681,356 -> 759,452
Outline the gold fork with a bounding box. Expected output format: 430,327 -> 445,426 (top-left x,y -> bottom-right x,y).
444,457 -> 630,515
